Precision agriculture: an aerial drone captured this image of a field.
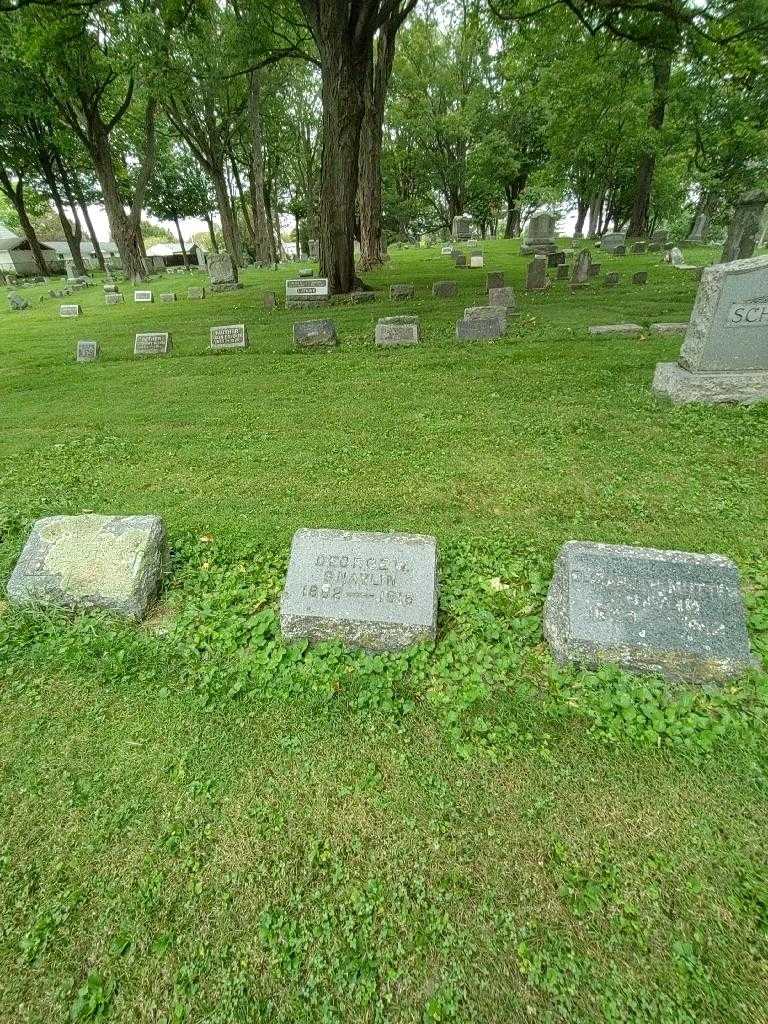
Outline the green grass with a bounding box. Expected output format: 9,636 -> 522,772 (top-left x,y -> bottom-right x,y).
1,239 -> 767,1023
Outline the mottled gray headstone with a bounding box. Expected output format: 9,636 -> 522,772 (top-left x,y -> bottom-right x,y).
678,255 -> 768,372
456,316 -> 502,340
8,292 -> 28,310
547,251 -> 566,268
668,247 -> 685,267
299,268 -> 314,279
488,285 -> 516,310
601,232 -> 626,253
60,304 -> 81,317
453,253 -> 467,268
649,322 -> 689,334
390,284 -> 414,300
294,319 -> 337,350
349,290 -> 375,303
134,290 -> 153,303
571,249 -> 591,287
526,256 -> 549,292
604,272 -> 620,287
686,214 -> 708,243
211,323 -> 248,350
632,271 -> 648,285
631,242 -> 648,254
614,245 -> 627,256
464,305 -> 507,331
588,263 -> 601,278
556,265 -> 569,280
375,318 -> 420,346
652,362 -> 768,405
103,284 -> 118,294
105,292 -> 124,305
188,287 -> 205,299
544,540 -> 757,684
159,292 -> 176,303
208,253 -> 242,292
589,323 -> 643,336
7,514 -> 169,622
721,189 -> 767,263
432,281 -> 457,298
76,340 -> 99,362
134,332 -> 171,356
452,214 -> 472,241
521,212 -> 557,255
280,528 -> 438,652
486,271 -> 504,291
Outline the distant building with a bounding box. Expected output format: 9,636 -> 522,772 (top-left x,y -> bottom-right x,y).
145,242 -> 207,268
0,234 -> 59,275
45,239 -> 121,270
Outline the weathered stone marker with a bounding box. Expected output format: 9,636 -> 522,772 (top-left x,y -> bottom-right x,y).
526,256 -> 549,292
488,285 -> 516,310
588,323 -> 643,336
390,284 -> 414,300
469,254 -> 484,268
60,304 -> 81,317
464,305 -> 508,331
571,249 -> 591,287
600,231 -> 626,253
210,323 -> 248,350
653,254 -> 768,404
452,214 -> 472,241
632,271 -> 648,285
721,189 -> 767,263
604,272 -> 620,287
556,265 -> 569,280
76,340 -> 99,362
285,277 -> 329,308
134,290 -> 153,303
263,291 -> 276,309
631,241 -> 648,254
298,268 -> 314,279
293,319 -> 337,350
208,253 -> 243,292
8,293 -> 29,311
432,280 -> 457,298
188,287 -> 205,299
486,271 -> 504,291
521,212 -> 557,255
7,514 -> 169,621
280,528 -> 438,651
544,540 -> 756,684
105,293 -> 124,305
134,332 -> 171,356
375,316 -> 420,347
453,252 -> 467,268
159,292 -> 176,303
456,316 -> 503,340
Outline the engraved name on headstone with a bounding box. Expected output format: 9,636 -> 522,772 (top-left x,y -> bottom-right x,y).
134,332 -> 171,356
76,340 -> 99,362
280,528 -> 439,651
285,277 -> 329,307
134,290 -> 153,303
60,304 -> 81,317
105,292 -> 124,305
544,540 -> 756,683
210,323 -> 248,349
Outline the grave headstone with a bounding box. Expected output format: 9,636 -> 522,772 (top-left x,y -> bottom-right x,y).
649,322 -> 689,334
668,247 -> 685,266
456,315 -> 503,340
105,292 -> 124,305
349,290 -> 375,303
521,211 -> 558,255
207,252 -> 243,292
60,303 -> 81,317
432,281 -> 457,298
613,245 -> 627,256
452,214 -> 473,241
604,272 -> 620,287
375,316 -> 420,347
134,290 -> 153,302
488,285 -> 516,310
390,284 -> 414,300
588,263 -> 601,278
210,323 -> 248,350
650,229 -> 668,246
76,340 -> 99,362
103,284 -> 118,294
557,265 -> 569,281
263,291 -> 276,309
293,319 -> 337,350
299,268 -> 314,279
570,249 -> 591,287
588,323 -> 643,336
600,231 -> 627,253
469,254 -> 484,269
280,528 -> 439,651
486,271 -> 504,291
652,254 -> 768,404
544,540 -> 757,684
632,271 -> 648,285
134,332 -> 171,356
722,190 -> 768,263
453,253 -> 467,268
526,255 -> 550,292
441,245 -> 454,256
285,277 -> 329,309
686,215 -> 709,244
159,292 -> 176,303
188,287 -> 205,299
8,292 -> 28,311
464,305 -> 508,331
7,514 -> 169,622
631,241 -> 648,254
547,251 -> 566,268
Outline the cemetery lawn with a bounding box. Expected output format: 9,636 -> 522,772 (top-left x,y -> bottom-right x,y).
1,240 -> 768,1023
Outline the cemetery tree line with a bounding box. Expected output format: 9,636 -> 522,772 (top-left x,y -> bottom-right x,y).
0,0 -> 766,288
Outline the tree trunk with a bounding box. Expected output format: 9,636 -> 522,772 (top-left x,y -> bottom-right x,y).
230,151 -> 255,250
53,152 -> 88,276
88,119 -> 147,281
628,49 -> 673,237
204,212 -> 219,253
39,150 -> 86,276
0,170 -> 48,274
503,175 -> 526,237
358,19 -> 398,271
72,174 -> 106,273
211,163 -> 242,266
573,197 -> 588,237
173,214 -> 189,268
248,72 -> 274,265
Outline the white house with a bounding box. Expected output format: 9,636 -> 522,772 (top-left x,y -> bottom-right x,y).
0,234 -> 59,276
145,241 -> 207,268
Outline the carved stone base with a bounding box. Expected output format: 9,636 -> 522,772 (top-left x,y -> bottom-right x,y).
652,362 -> 768,405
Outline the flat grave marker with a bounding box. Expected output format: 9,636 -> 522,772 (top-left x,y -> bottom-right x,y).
76,340 -> 99,362
210,323 -> 248,350
544,540 -> 757,684
375,316 -> 420,347
285,277 -> 329,308
134,290 -> 153,303
60,304 -> 81,317
134,332 -> 171,356
280,528 -> 438,651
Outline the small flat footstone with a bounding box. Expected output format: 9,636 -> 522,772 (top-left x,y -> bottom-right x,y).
7,514 -> 169,621
652,362 -> 768,405
456,316 -> 502,340
588,323 -> 644,336
280,528 -> 438,652
432,281 -> 457,298
650,322 -> 689,334
544,540 -> 758,684
294,319 -> 337,350
375,318 -> 420,346
464,305 -> 508,330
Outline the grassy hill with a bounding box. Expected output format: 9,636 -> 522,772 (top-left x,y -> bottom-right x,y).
0,240 -> 767,1023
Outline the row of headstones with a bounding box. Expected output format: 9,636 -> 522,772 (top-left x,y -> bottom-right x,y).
75,325 -> 250,360
526,250 -> 651,291
6,517 -> 758,686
